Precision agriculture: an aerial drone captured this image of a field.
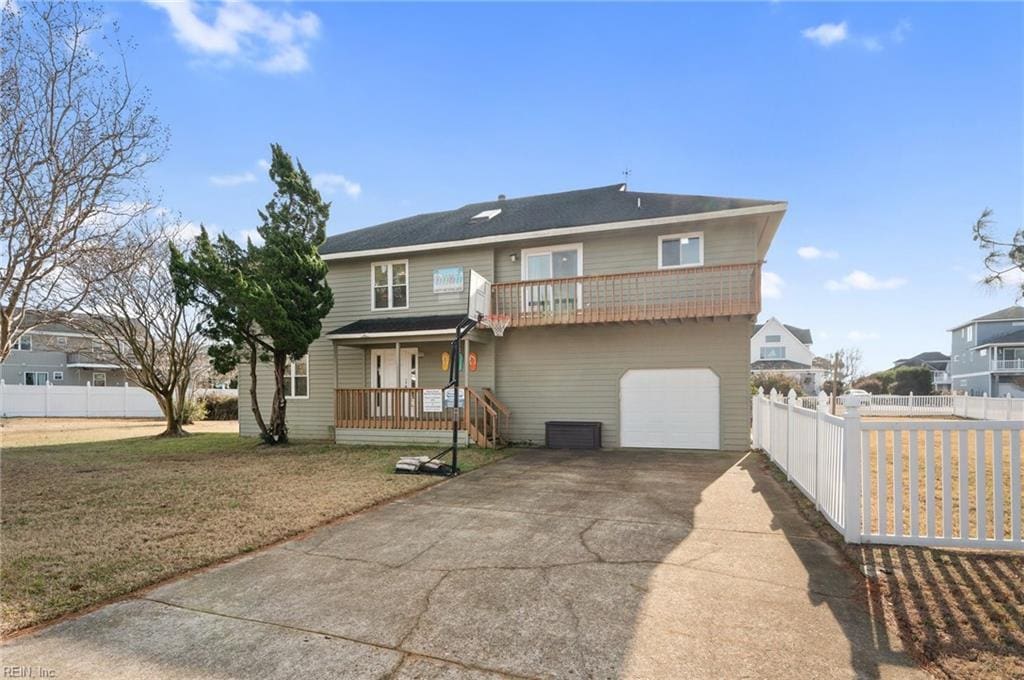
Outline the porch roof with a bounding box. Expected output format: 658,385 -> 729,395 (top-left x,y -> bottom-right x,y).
326,314 -> 466,341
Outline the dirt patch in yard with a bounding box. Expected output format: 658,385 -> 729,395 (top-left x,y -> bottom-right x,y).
0,432 -> 510,635
755,452 -> 1024,679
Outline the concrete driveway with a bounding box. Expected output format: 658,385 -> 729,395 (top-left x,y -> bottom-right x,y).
3,450 -> 923,679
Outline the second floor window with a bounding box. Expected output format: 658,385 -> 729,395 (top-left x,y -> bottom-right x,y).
14,335 -> 31,351
372,261 -> 408,310
761,346 -> 786,360
659,233 -> 703,268
765,334 -> 781,343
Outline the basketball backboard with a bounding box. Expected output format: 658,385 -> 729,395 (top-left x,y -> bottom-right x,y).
468,269 -> 491,322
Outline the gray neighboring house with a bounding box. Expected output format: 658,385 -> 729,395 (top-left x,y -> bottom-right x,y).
893,352 -> 951,393
1,316 -> 129,387
949,305 -> 1024,396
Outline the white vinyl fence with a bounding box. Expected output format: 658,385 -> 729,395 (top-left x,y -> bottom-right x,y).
798,392 -> 1024,420
754,388 -> 1023,551
0,380 -> 163,418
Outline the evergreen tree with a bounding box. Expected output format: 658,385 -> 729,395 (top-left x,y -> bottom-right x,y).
170,144 -> 333,443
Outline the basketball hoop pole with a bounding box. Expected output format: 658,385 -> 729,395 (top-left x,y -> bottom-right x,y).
444,315 -> 477,475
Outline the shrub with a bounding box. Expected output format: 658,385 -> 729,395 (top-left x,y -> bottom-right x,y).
204,395 -> 239,420
182,398 -> 208,425
852,377 -> 885,394
752,372 -> 804,397
871,366 -> 934,395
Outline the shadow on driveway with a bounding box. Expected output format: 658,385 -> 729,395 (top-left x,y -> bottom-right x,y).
2,449 -> 924,679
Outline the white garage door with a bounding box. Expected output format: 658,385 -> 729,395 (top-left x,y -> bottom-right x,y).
620,369 -> 720,449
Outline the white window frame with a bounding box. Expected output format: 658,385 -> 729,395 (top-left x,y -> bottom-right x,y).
93,372 -> 107,387
765,334 -> 782,343
53,371 -> 64,381
14,335 -> 32,351
657,231 -> 704,269
370,260 -> 410,311
519,243 -> 584,281
760,346 -> 786,360
285,355 -> 309,400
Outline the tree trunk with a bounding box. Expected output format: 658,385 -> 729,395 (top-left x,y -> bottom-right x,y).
248,345 -> 271,441
267,351 -> 289,444
158,392 -> 185,437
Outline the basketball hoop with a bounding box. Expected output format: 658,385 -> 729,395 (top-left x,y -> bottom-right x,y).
481,314 -> 511,337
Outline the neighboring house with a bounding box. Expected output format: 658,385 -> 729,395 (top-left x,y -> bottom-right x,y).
238,183 -> 786,451
893,351 -> 951,393
750,318 -> 826,393
949,305 -> 1024,396
0,315 -> 130,387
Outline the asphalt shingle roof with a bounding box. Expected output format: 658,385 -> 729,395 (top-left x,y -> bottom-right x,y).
751,359 -> 815,371
752,323 -> 813,345
953,305 -> 1024,329
320,184 -> 782,255
327,314 -> 466,336
894,351 -> 950,369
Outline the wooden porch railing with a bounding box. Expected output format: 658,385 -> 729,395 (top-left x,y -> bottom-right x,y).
334,387 -> 508,448
491,262 -> 761,327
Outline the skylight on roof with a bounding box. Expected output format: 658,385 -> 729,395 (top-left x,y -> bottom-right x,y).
471,208 -> 502,221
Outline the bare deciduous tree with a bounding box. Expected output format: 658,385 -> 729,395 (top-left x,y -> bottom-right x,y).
824,347 -> 862,414
0,0 -> 167,361
76,220 -> 207,437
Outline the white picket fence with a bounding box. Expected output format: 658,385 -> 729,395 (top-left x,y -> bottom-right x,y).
754,388 -> 1023,551
0,380 -> 163,418
798,392 -> 1024,419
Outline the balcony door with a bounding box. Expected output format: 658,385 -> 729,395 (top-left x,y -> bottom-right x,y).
370,348 -> 418,417
521,244 -> 583,315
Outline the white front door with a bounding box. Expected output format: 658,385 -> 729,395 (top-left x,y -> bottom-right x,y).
370,348 -> 418,416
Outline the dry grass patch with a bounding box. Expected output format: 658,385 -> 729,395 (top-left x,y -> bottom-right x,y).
0,432 -> 509,635
0,417 -> 237,448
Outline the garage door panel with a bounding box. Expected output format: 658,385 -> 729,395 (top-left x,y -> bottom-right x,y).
620,369 -> 720,449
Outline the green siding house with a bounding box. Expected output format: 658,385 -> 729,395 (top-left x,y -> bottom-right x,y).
238,183 -> 787,451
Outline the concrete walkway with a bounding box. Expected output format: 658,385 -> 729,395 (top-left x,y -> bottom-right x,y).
3,450 -> 924,679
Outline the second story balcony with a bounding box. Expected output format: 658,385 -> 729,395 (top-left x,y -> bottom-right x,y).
991,358 -> 1024,373
491,262 -> 761,328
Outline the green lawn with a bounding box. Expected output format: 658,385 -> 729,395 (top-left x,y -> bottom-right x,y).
0,430 -> 509,635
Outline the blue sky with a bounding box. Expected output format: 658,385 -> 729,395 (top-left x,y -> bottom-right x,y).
119,1 -> 1022,372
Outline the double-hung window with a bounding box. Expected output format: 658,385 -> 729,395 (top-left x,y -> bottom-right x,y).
14,335 -> 31,351
284,355 -> 309,399
372,261 -> 408,310
658,233 -> 703,268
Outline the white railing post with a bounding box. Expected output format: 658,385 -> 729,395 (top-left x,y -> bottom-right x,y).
44,380 -> 51,417
85,380 -> 91,417
1007,393 -> 1013,421
842,399 -> 863,543
786,389 -> 796,480
983,393 -> 989,419
123,382 -> 129,418
768,388 -> 778,462
0,378 -> 5,417
755,387 -> 765,449
814,394 -> 824,510
907,392 -> 914,417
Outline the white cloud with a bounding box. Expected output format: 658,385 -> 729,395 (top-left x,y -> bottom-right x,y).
314,173 -> 362,199
803,20 -> 911,52
825,270 -> 907,292
762,271 -> 784,299
847,330 -> 881,342
256,158 -> 271,171
797,245 -> 839,260
147,0 -> 321,74
802,21 -> 848,47
209,171 -> 256,187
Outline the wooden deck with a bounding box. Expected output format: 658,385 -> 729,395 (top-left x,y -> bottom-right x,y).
335,387 -> 508,448
490,262 -> 761,327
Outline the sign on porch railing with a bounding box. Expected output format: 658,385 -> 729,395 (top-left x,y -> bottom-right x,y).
753,388 -> 1023,551
0,380 -> 164,418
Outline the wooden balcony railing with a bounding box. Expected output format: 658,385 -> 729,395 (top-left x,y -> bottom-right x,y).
335,387 -> 506,448
490,262 -> 761,328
